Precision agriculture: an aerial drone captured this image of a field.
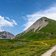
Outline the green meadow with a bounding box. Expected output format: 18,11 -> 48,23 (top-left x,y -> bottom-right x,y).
0,39 -> 56,56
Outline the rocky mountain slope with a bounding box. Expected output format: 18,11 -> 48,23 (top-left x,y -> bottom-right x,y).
25,17 -> 48,32
16,17 -> 56,40
0,31 -> 15,39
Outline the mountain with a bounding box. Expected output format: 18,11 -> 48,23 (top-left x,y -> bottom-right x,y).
25,17 -> 48,32
0,31 -> 15,39
1,17 -> 56,56
16,17 -> 56,40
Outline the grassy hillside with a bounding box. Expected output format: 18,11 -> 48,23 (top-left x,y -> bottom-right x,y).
16,19 -> 56,40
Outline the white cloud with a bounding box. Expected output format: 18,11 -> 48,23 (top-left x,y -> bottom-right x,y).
0,16 -> 17,31
24,5 -> 56,31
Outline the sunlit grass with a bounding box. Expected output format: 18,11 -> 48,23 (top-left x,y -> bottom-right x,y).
0,39 -> 56,56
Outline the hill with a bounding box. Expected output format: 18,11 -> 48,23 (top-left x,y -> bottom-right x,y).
16,17 -> 56,40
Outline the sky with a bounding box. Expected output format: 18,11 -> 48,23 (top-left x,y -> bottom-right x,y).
0,0 -> 56,35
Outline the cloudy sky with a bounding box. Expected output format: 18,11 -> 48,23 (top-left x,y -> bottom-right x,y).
0,0 -> 56,35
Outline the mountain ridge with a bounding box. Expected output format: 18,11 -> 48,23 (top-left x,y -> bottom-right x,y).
0,31 -> 15,39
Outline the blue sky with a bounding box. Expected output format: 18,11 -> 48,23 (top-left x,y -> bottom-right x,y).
0,0 -> 56,35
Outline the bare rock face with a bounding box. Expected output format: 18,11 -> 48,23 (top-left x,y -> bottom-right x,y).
25,17 -> 48,32
0,31 -> 15,39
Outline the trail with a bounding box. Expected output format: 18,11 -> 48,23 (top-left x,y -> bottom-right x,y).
41,45 -> 56,56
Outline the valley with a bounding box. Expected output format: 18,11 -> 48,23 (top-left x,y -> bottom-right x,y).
0,17 -> 56,56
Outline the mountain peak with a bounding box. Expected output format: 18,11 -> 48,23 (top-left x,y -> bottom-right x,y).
39,17 -> 49,21
25,17 -> 49,32
40,17 -> 48,19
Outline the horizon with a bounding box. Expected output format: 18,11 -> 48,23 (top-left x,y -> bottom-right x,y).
0,0 -> 56,35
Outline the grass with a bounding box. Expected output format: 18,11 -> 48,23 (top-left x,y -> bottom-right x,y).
0,39 -> 56,56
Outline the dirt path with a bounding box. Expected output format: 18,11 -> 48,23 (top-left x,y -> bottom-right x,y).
41,45 -> 56,56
